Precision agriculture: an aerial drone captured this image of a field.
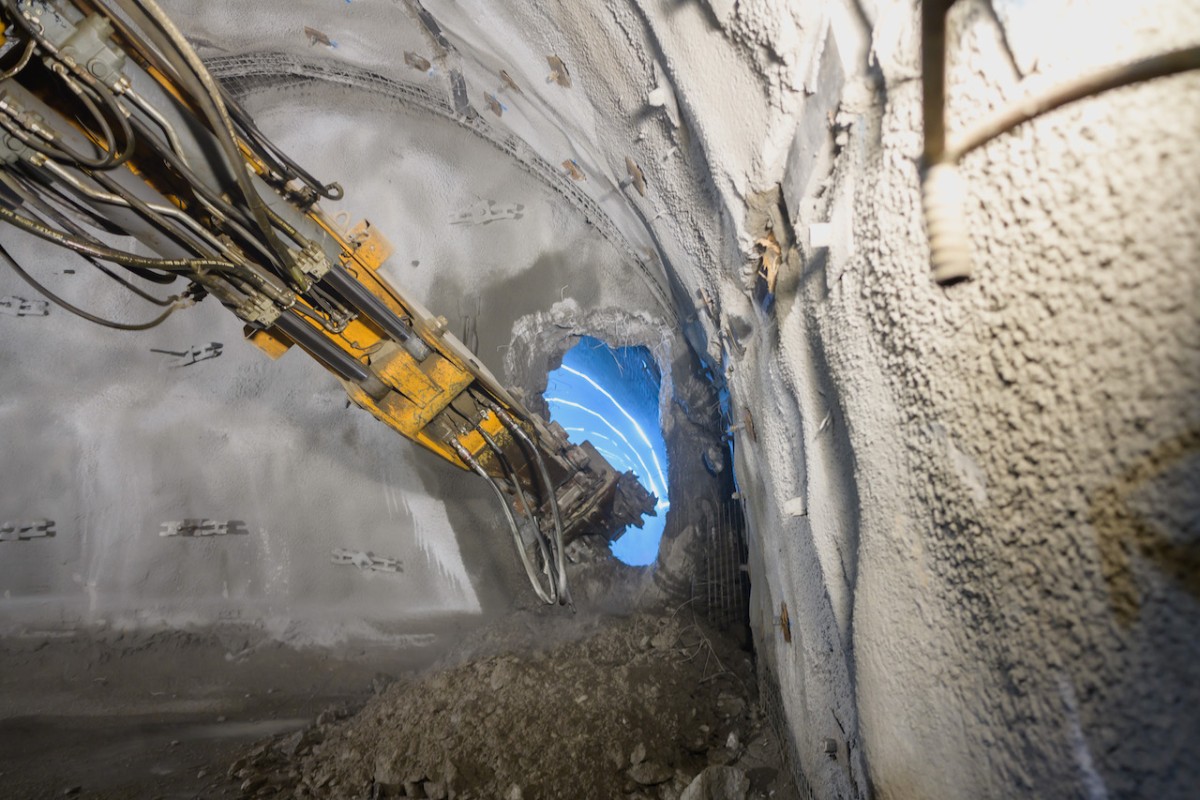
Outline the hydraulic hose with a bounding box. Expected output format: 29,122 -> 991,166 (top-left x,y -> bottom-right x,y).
116,0 -> 293,270
221,90 -> 344,201
1,169 -> 175,304
123,114 -> 288,275
1,1 -> 135,169
70,1 -> 342,205
0,104 -> 118,172
0,238 -> 179,329
477,425 -> 559,593
0,201 -> 245,275
41,160 -> 223,261
55,66 -> 135,167
0,37 -> 34,80
12,163 -> 178,283
449,439 -> 557,605
485,401 -> 571,606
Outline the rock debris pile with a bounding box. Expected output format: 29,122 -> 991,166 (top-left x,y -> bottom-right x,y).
228,612 -> 798,799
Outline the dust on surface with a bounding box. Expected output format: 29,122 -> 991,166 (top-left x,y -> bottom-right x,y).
0,624 -> 454,799
227,611 -> 798,800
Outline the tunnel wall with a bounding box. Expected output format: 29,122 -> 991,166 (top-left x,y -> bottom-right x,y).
0,1 -> 1196,798
0,13 -> 680,643
706,2 -> 1199,799
325,0 -> 1193,797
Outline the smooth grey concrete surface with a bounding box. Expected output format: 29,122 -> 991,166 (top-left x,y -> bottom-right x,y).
1,1 -> 1197,798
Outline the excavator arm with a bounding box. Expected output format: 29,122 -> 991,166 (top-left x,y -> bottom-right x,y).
0,0 -> 656,604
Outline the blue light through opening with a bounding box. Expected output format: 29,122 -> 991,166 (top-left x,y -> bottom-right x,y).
545,336 -> 669,566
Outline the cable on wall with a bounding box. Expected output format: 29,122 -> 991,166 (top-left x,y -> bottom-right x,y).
920,0 -> 1200,285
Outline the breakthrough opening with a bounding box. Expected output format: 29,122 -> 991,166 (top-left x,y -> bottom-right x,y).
545,336 -> 670,565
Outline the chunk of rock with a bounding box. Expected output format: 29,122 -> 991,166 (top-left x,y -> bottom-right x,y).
490,659 -> 516,691
631,742 -> 647,765
279,731 -> 305,757
716,692 -> 746,718
374,755 -> 404,792
239,776 -> 267,794
651,629 -> 676,649
706,747 -> 735,766
680,766 -> 750,800
629,761 -> 673,786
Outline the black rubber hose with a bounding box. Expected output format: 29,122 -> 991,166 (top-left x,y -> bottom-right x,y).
12,160 -> 147,240
449,439 -> 556,605
486,401 -> 571,605
222,90 -> 344,201
125,116 -> 256,233
116,0 -> 293,268
0,201 -> 244,275
3,170 -> 175,304
77,0 -> 326,207
123,115 -> 291,279
0,108 -> 117,171
83,168 -> 220,260
478,425 -> 558,582
1,2 -> 134,169
0,238 -> 178,330
0,37 -> 34,80
63,69 -> 136,168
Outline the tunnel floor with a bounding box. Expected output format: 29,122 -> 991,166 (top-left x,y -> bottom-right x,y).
0,611 -> 796,799
0,623 -> 465,799
222,611 -> 796,800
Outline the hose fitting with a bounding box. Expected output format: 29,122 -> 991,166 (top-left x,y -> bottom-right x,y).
922,162 -> 973,286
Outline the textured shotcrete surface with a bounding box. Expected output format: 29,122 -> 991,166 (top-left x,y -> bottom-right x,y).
827,5 -> 1200,797
0,1 -> 1197,798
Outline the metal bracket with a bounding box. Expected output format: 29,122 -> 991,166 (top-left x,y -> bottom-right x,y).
0,519 -> 56,541
159,519 -> 248,537
235,293 -> 281,327
330,548 -> 403,573
292,241 -> 332,280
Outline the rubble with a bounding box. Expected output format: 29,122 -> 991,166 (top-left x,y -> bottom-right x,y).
680,767 -> 750,800
226,612 -> 799,799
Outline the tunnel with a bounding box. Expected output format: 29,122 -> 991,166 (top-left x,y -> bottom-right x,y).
546,335 -> 671,566
0,0 -> 1197,798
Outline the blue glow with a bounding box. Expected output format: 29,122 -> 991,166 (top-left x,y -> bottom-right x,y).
545,337 -> 669,566
545,397 -> 662,498
559,365 -> 670,497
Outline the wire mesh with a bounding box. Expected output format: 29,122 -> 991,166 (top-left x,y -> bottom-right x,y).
757,658 -> 813,800
692,500 -> 748,633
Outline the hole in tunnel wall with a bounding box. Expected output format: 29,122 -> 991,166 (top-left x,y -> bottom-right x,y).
544,336 -> 669,566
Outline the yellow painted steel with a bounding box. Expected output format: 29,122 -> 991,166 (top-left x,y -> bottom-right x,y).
245,328 -> 292,359
345,219 -> 393,270
343,356 -> 481,469
372,344 -> 440,405
10,11 -> 503,479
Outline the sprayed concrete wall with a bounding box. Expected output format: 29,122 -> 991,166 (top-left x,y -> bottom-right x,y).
1,0 -> 1197,797
0,10 -> 679,642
